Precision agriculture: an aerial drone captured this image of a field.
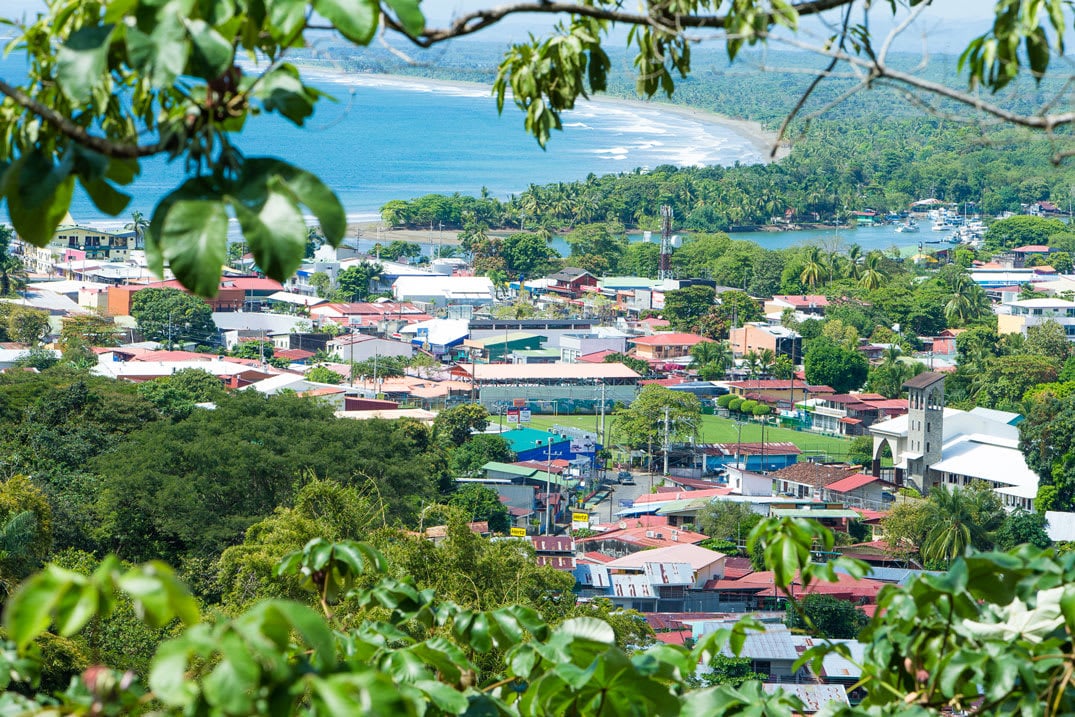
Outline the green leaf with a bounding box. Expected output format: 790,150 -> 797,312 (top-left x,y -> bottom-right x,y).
256,64 -> 321,126
4,569 -> 73,649
266,0 -> 311,43
80,176 -> 132,216
150,629 -> 220,707
414,680 -> 467,713
313,0 -> 379,46
153,197 -> 229,297
203,632 -> 260,714
230,180 -> 306,282
55,24 -> 115,105
266,163 -> 346,245
384,0 -> 425,36
52,584 -> 100,637
118,562 -> 202,628
125,14 -> 190,88
184,19 -> 234,79
2,152 -> 75,247
261,601 -> 337,672
556,617 -> 615,645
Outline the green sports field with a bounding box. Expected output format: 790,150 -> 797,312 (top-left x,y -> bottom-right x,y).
525,414 -> 851,460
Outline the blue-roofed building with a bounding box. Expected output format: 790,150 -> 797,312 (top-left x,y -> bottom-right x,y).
502,427 -> 600,462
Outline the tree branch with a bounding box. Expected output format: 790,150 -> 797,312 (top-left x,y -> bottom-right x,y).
0,78 -> 164,159
313,0 -> 858,46
771,33 -> 1075,132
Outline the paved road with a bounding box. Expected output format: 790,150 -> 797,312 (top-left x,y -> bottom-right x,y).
589,469 -> 660,524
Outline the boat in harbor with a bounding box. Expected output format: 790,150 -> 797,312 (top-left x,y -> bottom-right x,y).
895,219 -> 920,233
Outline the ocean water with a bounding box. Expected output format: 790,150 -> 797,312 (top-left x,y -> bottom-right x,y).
0,52 -> 930,254
44,67 -> 766,224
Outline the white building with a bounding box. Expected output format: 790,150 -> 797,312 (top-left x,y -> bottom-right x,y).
869,372 -> 1037,510
326,333 -> 414,363
996,297 -> 1075,339
559,329 -> 629,362
392,276 -> 495,307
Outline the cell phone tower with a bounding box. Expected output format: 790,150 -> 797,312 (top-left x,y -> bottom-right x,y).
658,204 -> 673,280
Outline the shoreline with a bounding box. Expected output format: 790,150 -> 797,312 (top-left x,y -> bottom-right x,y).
291,63 -> 787,163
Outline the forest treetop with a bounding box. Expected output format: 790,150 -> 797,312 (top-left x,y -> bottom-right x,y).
0,0 -> 1069,298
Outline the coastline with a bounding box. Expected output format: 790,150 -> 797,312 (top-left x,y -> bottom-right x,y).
292,64 -> 787,163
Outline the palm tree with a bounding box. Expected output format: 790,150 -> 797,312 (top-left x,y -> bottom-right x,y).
920,485 -> 1004,566
800,246 -> 825,289
688,339 -> 722,367
0,226 -> 25,297
757,348 -> 776,376
0,510 -> 37,595
125,210 -> 149,250
744,350 -> 763,379
945,272 -> 989,325
859,251 -> 887,291
845,244 -> 864,280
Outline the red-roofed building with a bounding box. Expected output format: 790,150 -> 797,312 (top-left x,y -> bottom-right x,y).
578,349 -> 618,363
514,459 -> 571,475
632,488 -> 733,506
575,524 -> 708,558
629,333 -> 713,362
823,473 -> 895,510
808,393 -> 909,436
310,301 -> 430,333
764,294 -> 830,316
726,380 -> 834,411
706,570 -> 887,607
274,348 -> 315,363
531,535 -> 576,571
578,551 -> 614,565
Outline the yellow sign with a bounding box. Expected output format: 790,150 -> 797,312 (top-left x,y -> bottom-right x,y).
572,512 -> 590,524
509,527 -> 527,537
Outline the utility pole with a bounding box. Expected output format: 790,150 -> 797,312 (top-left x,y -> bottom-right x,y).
658,205 -> 673,280
662,405 -> 671,477
373,348 -> 379,397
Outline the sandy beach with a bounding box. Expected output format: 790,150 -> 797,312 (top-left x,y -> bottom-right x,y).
298,65 -> 786,163
322,69 -> 786,242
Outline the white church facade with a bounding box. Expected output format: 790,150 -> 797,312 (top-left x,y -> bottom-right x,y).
868,372 -> 1038,511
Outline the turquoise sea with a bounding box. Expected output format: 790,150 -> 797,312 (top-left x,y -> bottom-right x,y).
0,52 -> 929,254
60,69 -> 767,224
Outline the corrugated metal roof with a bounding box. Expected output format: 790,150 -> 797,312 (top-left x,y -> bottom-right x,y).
770,508 -> 860,519
610,574 -> 655,598
643,562 -> 695,586
761,684 -> 849,712
724,628 -> 799,661
605,544 -> 725,571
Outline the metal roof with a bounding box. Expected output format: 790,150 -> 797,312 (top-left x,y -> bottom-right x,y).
769,508 -> 861,519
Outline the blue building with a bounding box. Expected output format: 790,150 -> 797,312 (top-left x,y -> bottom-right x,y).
502,427 -> 600,463
702,442 -> 801,474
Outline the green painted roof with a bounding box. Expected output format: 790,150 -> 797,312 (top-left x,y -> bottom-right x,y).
467,332 -> 542,348
482,461 -> 538,477
769,508 -> 860,519
480,460 -> 576,488
501,427 -> 570,453
656,498 -> 711,514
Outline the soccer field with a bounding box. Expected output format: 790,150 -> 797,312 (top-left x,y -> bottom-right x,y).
526,413 -> 852,459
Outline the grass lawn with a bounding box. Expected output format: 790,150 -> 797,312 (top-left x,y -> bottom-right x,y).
526,414 -> 852,459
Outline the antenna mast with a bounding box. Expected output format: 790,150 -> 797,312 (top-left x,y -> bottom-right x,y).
659,205 -> 673,280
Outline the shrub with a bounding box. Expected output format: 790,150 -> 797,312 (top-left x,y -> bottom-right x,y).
752,404 -> 771,416
716,394 -> 735,408
739,399 -> 758,414
727,398 -> 743,412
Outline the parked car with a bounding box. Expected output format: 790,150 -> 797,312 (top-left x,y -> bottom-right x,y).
617,470 -> 635,485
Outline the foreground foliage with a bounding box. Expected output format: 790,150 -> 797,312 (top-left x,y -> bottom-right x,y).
1,518 -> 1074,715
